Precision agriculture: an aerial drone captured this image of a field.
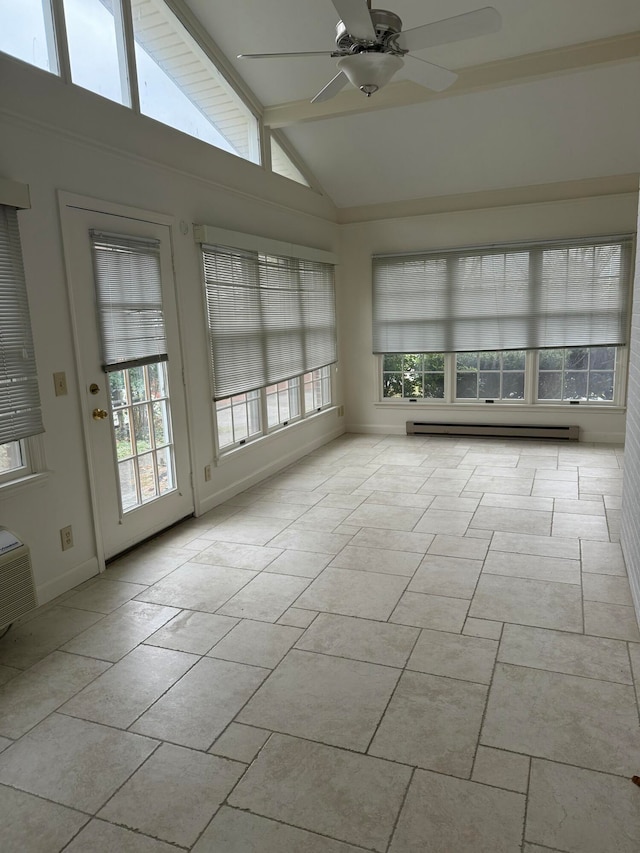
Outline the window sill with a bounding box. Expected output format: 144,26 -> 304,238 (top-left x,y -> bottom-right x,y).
0,471 -> 50,501
374,401 -> 626,414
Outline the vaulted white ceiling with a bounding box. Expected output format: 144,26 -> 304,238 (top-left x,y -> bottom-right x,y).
184,0 -> 640,210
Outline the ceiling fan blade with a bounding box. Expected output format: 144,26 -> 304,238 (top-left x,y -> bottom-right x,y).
396,6 -> 501,52
402,55 -> 458,92
311,71 -> 349,103
331,0 -> 376,42
238,51 -> 333,59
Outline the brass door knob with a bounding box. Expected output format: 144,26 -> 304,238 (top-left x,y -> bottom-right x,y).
92,408 -> 109,420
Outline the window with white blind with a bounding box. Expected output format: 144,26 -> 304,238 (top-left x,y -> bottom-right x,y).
198,228 -> 337,453
372,236 -> 633,355
0,204 -> 44,471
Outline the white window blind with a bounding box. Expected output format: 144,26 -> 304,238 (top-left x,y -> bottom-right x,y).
372,236 -> 634,354
202,244 -> 337,400
0,204 -> 44,445
90,231 -> 167,372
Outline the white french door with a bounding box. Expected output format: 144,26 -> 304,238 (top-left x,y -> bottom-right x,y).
62,202 -> 193,560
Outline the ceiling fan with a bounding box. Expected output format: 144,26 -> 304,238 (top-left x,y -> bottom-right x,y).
237,1 -> 502,103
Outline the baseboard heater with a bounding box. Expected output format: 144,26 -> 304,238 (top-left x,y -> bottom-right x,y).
406,421 -> 579,441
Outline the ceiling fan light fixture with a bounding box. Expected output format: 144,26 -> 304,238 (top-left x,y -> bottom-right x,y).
337,52 -> 404,96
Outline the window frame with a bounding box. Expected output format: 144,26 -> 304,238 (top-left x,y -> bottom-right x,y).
378,347 -> 628,408
214,366 -> 334,458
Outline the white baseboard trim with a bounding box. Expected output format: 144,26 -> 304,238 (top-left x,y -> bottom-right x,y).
36,557 -> 100,606
197,425 -> 345,515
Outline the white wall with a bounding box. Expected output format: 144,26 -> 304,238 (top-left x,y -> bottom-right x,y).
339,194 -> 639,443
621,184 -> 640,619
0,54 -> 342,604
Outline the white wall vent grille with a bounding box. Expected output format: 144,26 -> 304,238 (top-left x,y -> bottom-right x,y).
0,529 -> 37,630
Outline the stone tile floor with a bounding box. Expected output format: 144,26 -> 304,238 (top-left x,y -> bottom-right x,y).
0,434 -> 639,852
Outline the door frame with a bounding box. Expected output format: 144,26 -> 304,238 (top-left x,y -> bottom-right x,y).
59,191 -> 196,569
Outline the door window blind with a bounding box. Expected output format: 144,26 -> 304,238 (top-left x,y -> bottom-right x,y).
90,231 -> 167,372
372,236 -> 633,354
0,204 -> 44,444
202,244 -> 336,400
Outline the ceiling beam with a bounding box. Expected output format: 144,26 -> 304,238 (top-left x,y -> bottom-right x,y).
263,31 -> 640,127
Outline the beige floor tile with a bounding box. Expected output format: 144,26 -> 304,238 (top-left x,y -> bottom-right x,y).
0,785 -> 89,853
369,671 -> 487,776
429,495 -> 480,512
342,503 -> 426,532
526,759 -> 640,853
472,746 -> 530,793
295,567 -> 408,620
216,573 -> 311,622
268,528 -> 354,554
62,578 -> 148,613
360,473 -> 429,494
413,509 -> 473,536
350,527 -> 434,553
228,734 -> 411,853
471,506 -> 551,535
106,546 -> 193,585
583,600 -> 640,641
135,563 -> 256,613
483,550 -> 581,585
144,610 -> 239,654
295,613 -> 419,667
98,743 -> 243,847
194,807 -> 364,853
523,845 -> 564,853
580,476 -> 623,497
0,714 -> 156,812
465,476 -> 533,496
0,651 -> 109,738
582,572 -> 633,605
209,723 -> 271,763
60,600 -> 180,661
64,819 -> 177,852
554,498 -> 605,516
364,491 -> 435,509
552,512 -> 610,541
389,770 -> 525,853
208,619 -> 303,668
191,540 -> 282,570
470,574 -> 583,632
277,607 -> 319,628
0,606 -> 104,669
463,617 -> 503,640
532,480 -> 579,499
238,649 -> 400,750
0,737 -> 11,752
491,531 -> 579,559
317,493 -> 369,510
330,545 -> 422,576
407,629 -> 497,684
417,476 -> 469,496
428,533 -> 489,560
480,493 -> 554,511
0,665 -> 19,686
390,591 -> 469,631
408,555 -> 482,599
203,516 -> 292,546
240,500 -> 309,520
60,644 -> 197,728
482,663 -> 640,775
498,623 -> 632,684
263,549 -> 332,577
130,657 -> 268,749
581,539 -> 627,575
291,506 -> 354,532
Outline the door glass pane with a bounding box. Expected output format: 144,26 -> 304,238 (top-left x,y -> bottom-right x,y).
0,0 -> 58,73
62,0 -> 129,105
109,362 -> 176,512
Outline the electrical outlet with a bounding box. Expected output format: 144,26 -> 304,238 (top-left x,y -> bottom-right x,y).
53,372 -> 68,396
338,405 -> 345,417
60,525 -> 73,551
204,464 -> 212,482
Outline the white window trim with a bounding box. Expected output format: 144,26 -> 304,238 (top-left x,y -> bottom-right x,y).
376,348 -> 628,409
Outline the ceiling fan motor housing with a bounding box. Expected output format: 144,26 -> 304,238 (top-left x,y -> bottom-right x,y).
335,9 -> 403,53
